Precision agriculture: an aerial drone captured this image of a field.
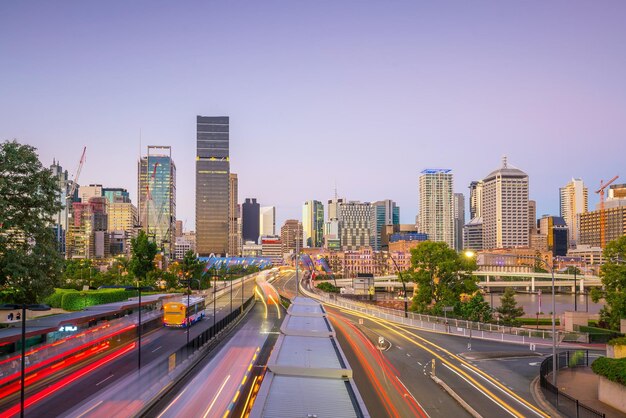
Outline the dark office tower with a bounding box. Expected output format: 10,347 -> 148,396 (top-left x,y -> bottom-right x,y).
196,116 -> 230,256
242,198 -> 260,243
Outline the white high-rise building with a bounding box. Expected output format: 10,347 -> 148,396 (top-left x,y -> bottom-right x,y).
338,201 -> 372,250
559,178 -> 588,246
259,206 -> 276,238
482,157 -> 529,250
418,169 -> 455,249
302,200 -> 324,247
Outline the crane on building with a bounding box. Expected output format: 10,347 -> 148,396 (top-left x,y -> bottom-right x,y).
596,175 -> 619,248
66,146 -> 86,204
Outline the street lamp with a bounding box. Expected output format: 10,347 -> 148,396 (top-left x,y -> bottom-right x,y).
465,250 -> 557,386
125,286 -> 151,370
0,303 -> 51,418
382,251 -> 408,318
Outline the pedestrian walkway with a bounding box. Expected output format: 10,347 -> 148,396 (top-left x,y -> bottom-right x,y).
554,367 -> 624,418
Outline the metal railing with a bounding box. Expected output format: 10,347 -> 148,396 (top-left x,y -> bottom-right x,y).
539,350 -> 605,418
305,287 -> 589,345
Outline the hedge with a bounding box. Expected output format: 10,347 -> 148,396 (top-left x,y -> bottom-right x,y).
61,289 -> 141,311
608,337 -> 626,346
592,357 -> 626,386
517,318 -> 560,326
44,289 -> 79,308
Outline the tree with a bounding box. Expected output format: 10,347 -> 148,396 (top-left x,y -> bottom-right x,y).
181,250 -> 205,288
459,293 -> 493,322
596,236 -> 626,330
129,230 -> 157,281
496,288 -> 525,325
0,140 -> 63,303
408,241 -> 478,315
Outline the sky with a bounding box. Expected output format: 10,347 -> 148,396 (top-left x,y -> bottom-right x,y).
2,1 -> 626,231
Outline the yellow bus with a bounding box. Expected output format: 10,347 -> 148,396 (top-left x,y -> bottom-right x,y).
163,297 -> 206,328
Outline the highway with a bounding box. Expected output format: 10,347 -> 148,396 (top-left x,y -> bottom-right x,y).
3,276 -> 256,418
273,270 -> 552,418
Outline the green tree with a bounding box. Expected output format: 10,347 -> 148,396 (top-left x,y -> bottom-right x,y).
408,241 -> 477,314
496,288 -> 525,325
459,293 -> 493,322
0,140 -> 63,303
129,230 -> 157,280
596,236 -> 626,330
180,250 -> 205,288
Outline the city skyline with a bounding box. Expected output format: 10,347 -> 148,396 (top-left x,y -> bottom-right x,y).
2,2 -> 626,230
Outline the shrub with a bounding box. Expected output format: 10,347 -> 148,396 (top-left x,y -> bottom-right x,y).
608,336 -> 626,346
61,289 -> 141,311
592,357 -> 626,386
316,282 -> 340,293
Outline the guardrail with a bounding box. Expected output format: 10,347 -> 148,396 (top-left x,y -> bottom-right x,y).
540,351 -> 605,418
303,286 -> 589,346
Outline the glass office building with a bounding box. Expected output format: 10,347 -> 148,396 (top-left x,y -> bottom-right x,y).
196,116 -> 230,256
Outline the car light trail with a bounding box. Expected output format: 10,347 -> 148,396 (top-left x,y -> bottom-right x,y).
202,375 -> 231,418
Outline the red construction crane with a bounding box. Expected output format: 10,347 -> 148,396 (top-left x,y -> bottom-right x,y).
596,175 -> 619,248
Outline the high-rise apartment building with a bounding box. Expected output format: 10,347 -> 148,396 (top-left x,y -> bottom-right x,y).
196,116 -> 230,256
50,160 -> 75,256
468,181 -> 483,219
228,173 -> 240,255
302,200 -> 324,247
338,201 -> 371,250
260,206 -> 276,238
138,146 -> 176,257
418,169 -> 455,249
481,157 -> 529,249
453,193 -> 465,251
528,200 -> 537,234
280,219 -> 303,256
369,200 -> 399,251
242,198 -> 260,243
559,178 -> 588,246
66,197 -> 109,259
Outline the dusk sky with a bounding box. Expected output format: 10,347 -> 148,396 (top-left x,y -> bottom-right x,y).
2,1 -> 626,230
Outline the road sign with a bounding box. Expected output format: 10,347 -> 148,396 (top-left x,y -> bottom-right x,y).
442,306 -> 454,312
358,318 -> 364,325
378,336 -> 385,346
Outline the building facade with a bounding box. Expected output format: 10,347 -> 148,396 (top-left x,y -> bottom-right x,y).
79,184 -> 102,203
560,178 -> 588,246
468,180 -> 483,219
260,206 -> 276,238
579,206 -> 626,248
538,215 -> 569,257
50,160 -> 74,256
302,200 -> 324,248
280,219 -> 303,256
453,193 -> 465,251
338,201 -> 372,251
138,146 -> 176,257
418,169 -> 455,248
66,197 -> 109,259
242,198 -> 260,243
196,116 -> 230,256
481,158 -> 529,249
103,188 -> 130,204
228,173 -> 240,255
369,200 -> 399,251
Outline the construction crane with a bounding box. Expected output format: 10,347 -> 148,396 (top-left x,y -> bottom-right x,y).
67,146 -> 86,202
596,175 -> 619,248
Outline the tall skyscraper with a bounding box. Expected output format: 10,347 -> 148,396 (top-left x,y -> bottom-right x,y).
228,173 -> 240,255
50,160 -> 74,256
453,193 -> 465,251
370,200 -> 399,251
338,201 -> 371,250
559,178 -> 588,246
196,116 -> 230,256
259,206 -> 276,237
302,200 -> 324,247
468,181 -> 483,219
242,198 -> 260,243
418,169 -> 455,249
138,146 -> 176,258
482,157 -> 529,249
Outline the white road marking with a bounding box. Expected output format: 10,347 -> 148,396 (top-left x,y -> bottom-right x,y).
396,375 -> 431,418
76,401 -> 103,418
95,374 -> 114,386
152,346 -> 162,353
202,374 -> 231,418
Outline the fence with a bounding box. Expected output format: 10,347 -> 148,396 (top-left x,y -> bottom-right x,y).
306,287 -> 589,345
539,350 -> 605,418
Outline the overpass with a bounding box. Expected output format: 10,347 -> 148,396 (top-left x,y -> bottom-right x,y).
331,270 -> 602,292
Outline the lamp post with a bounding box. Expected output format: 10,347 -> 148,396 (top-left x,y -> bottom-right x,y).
465,251 -> 557,386
0,303 -> 51,418
125,286 -> 149,370
229,270 -> 233,313
213,274 -> 217,330
383,251 -> 408,318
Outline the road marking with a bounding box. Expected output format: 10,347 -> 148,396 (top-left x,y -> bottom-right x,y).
152,346 -> 162,353
407,353 -> 411,357
417,361 -> 422,366
203,375 -> 231,418
75,400 -> 103,418
396,375 -> 431,418
157,385 -> 190,418
443,363 -> 517,417
95,374 -> 114,386
529,362 -> 540,366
